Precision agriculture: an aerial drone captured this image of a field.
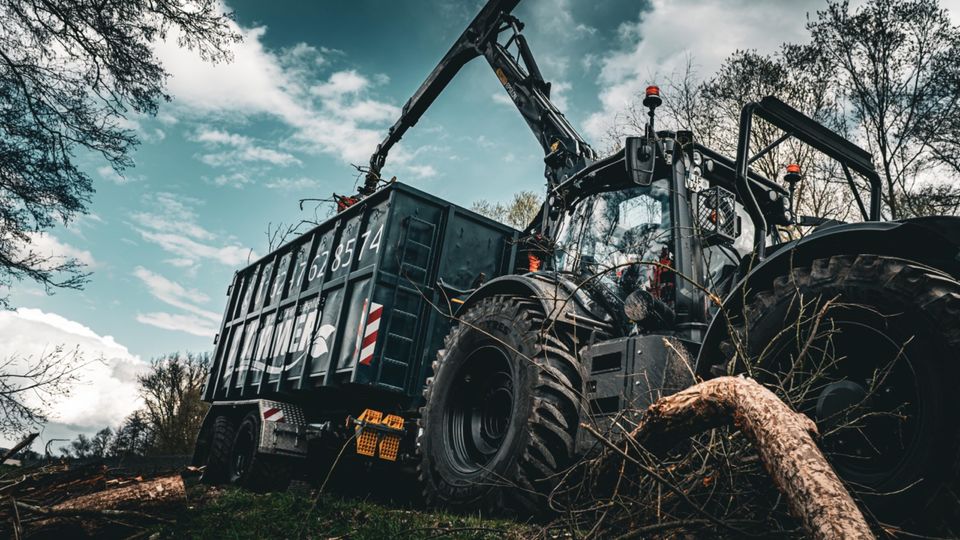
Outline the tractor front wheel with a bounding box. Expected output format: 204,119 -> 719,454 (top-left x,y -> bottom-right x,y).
418,295 -> 584,515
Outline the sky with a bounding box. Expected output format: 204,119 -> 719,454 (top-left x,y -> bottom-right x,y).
3,0 -> 958,451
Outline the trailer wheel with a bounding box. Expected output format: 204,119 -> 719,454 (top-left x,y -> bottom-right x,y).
723,255 -> 960,528
418,295 -> 584,515
201,414 -> 236,484
228,411 -> 293,493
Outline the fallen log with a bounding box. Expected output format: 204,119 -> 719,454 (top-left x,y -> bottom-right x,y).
14,500 -> 174,524
625,375 -> 873,540
52,473 -> 185,512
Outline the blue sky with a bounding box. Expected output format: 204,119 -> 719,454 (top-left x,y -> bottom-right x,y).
6,0 -> 957,448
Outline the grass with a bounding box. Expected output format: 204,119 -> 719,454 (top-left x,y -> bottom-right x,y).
155,484 -> 535,539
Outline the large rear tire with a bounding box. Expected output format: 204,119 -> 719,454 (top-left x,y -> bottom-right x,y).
723,255 -> 960,529
228,411 -> 294,493
418,295 -> 584,515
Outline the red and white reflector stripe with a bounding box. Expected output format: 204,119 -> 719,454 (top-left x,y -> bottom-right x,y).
358,302 -> 383,366
263,407 -> 285,423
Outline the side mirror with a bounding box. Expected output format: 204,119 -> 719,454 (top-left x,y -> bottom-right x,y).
625,136 -> 655,186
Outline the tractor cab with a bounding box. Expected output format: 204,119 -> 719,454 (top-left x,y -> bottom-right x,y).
546,126 -> 790,341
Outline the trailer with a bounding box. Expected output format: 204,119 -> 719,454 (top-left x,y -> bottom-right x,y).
193,182 -> 518,489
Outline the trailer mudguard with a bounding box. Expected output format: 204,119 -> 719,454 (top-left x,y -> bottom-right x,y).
192,399 -> 309,466
695,217 -> 960,377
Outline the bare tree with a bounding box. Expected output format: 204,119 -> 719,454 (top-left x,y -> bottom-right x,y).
109,411 -> 152,457
471,190 -> 543,230
60,433 -> 93,458
90,427 -> 113,458
0,0 -> 240,306
138,352 -> 210,455
0,345 -> 88,437
809,0 -> 960,218
605,50 -> 856,224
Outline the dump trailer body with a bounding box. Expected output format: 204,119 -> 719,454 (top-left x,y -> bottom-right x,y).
201,182 -> 519,410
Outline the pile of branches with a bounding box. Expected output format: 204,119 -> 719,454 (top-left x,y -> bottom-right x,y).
0,460 -> 189,538
535,293 -> 894,538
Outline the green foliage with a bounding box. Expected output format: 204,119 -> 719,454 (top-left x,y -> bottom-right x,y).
157,488 -> 531,540
470,191 -> 543,230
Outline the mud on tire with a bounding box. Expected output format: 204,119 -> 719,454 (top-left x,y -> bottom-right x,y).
721,254 -> 960,529
417,295 -> 584,516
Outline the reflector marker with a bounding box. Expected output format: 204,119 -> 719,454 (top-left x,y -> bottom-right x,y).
359,302 -> 383,366
263,407 -> 285,423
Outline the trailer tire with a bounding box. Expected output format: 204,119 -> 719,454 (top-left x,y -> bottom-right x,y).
722,255 -> 960,530
418,295 -> 584,516
228,411 -> 294,493
201,414 -> 236,484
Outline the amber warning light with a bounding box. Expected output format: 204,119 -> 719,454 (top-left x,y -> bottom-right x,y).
643,85 -> 662,109
785,163 -> 802,184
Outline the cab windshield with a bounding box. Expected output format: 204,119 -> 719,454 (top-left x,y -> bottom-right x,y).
554,178 -> 673,301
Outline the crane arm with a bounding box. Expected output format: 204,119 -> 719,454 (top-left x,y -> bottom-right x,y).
360,0 -> 594,195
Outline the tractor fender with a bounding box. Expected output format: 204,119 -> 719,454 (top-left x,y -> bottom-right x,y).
458,272 -> 615,336
695,217 -> 960,377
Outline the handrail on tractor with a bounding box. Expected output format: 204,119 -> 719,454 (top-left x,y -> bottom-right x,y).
733,96 -> 883,258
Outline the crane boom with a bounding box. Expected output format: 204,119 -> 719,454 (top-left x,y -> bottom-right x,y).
361,0 -> 595,196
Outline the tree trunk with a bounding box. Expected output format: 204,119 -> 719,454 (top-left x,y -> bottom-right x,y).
629,376 -> 873,540
52,474 -> 185,512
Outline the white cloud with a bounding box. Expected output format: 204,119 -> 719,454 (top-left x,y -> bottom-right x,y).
551,81 -> 572,112
583,0 -> 824,140
491,92 -> 514,107
133,266 -> 220,322
97,166 -> 125,184
96,166 -> 143,184
131,192 -> 215,241
209,172 -> 254,188
310,69 -> 369,98
0,308 -> 145,432
193,127 -> 302,169
200,146 -> 301,167
157,23 -> 404,166
131,192 -> 254,266
135,312 -> 217,338
194,128 -> 251,147
22,232 -> 97,268
265,176 -> 322,190
137,231 -> 252,267
405,164 -> 438,179
165,258 -> 195,268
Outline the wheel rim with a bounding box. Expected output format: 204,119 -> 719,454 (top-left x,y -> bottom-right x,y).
763,311 -> 926,489
442,345 -> 515,474
230,421 -> 256,483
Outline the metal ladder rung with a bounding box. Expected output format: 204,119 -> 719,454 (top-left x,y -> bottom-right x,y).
406,239 -> 432,251
386,333 -> 414,343
382,356 -> 409,367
